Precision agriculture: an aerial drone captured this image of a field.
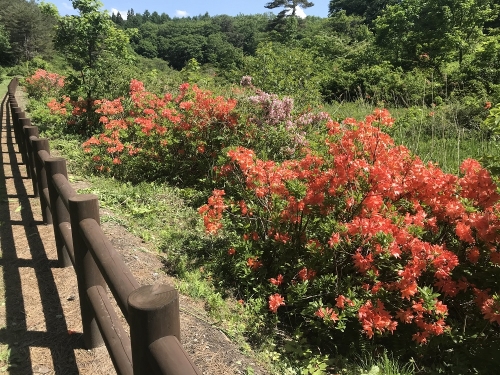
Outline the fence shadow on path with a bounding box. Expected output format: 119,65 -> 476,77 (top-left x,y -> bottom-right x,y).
0,92 -> 82,374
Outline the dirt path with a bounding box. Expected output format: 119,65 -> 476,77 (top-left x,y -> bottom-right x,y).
0,90 -> 267,374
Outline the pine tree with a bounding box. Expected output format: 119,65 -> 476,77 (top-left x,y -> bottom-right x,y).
0,0 -> 57,63
265,0 -> 314,18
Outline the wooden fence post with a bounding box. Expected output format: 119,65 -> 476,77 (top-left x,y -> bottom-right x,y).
14,111 -> 29,169
13,108 -> 24,147
8,100 -> 17,113
10,106 -> 21,146
7,99 -> 15,131
69,194 -> 105,349
31,138 -> 52,224
45,158 -> 72,267
23,124 -> 39,196
7,78 -> 18,95
8,100 -> 17,116
128,284 -> 181,375
20,118 -> 32,178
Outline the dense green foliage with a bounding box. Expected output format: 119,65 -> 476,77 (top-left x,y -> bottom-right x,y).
101,0 -> 497,116
0,0 -> 58,64
7,1 -> 500,373
3,0 -> 500,115
53,0 -> 134,134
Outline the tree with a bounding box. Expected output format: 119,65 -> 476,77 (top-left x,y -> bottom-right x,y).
244,41 -> 323,107
374,0 -> 498,67
159,13 -> 170,23
54,0 -> 134,134
38,1 -> 60,18
0,0 -> 58,63
150,11 -> 161,24
114,11 -> 124,26
225,14 -> 270,55
328,10 -> 372,43
0,22 -> 11,64
205,33 -> 243,72
125,8 -> 143,28
265,0 -> 314,18
328,0 -> 399,23
160,34 -> 206,69
132,22 -> 159,58
55,1 -> 130,70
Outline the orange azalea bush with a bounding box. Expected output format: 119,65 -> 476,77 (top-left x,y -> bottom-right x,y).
24,69 -> 65,100
80,80 -> 241,184
39,71 -> 500,365
79,79 -> 318,185
45,95 -> 101,135
199,108 -> 500,358
24,68 -> 108,136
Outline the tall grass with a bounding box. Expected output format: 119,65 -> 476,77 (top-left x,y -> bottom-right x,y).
324,100 -> 499,175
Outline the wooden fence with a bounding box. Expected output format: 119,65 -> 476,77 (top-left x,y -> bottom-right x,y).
5,78 -> 202,375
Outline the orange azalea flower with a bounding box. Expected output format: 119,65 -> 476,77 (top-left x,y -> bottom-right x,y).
239,200 -> 248,215
247,257 -> 262,270
467,247 -> 480,264
269,274 -> 284,286
297,267 -> 316,281
315,307 -> 339,322
456,221 -> 474,244
268,293 -> 285,313
315,308 -> 325,319
336,295 -> 354,309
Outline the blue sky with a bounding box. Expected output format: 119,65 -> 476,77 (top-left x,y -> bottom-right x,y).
55,1 -> 330,19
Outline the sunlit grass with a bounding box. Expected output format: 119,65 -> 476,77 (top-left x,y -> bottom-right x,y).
323,101 -> 499,175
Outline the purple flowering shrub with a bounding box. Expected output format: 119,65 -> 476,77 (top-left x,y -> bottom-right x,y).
235,77 -> 332,160
248,90 -> 294,125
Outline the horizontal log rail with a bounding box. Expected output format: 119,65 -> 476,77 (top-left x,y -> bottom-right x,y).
5,78 -> 201,375
79,217 -> 139,320
149,336 -> 201,375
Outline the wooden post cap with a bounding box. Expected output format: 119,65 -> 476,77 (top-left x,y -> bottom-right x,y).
128,284 -> 178,311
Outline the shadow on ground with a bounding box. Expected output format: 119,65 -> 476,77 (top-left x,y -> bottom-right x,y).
0,93 -> 83,374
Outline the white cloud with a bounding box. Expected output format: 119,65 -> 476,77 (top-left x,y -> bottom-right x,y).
295,7 -> 307,18
286,6 -> 307,19
110,8 -> 128,20
176,10 -> 188,17
62,2 -> 72,10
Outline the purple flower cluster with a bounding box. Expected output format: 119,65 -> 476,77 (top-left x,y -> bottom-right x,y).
240,76 -> 253,87
282,112 -> 332,155
296,112 -> 332,128
242,81 -> 332,158
248,90 -> 294,125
